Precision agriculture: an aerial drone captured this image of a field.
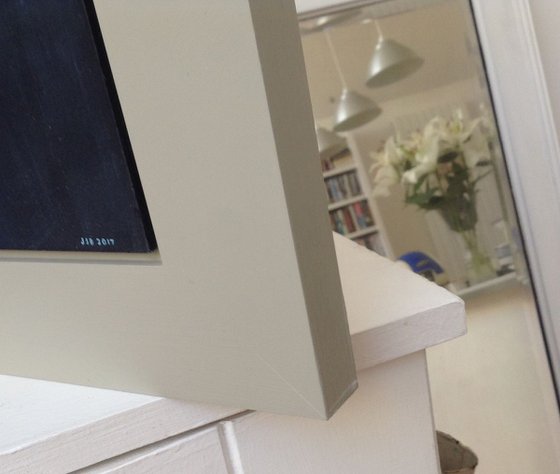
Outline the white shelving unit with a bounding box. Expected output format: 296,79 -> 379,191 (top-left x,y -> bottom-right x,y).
346,226 -> 379,240
321,148 -> 388,255
327,194 -> 366,211
322,163 -> 357,179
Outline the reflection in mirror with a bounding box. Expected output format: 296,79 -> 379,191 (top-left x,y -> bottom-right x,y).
300,0 -> 560,472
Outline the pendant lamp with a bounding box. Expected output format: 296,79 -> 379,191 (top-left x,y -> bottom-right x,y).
366,21 -> 424,88
324,28 -> 382,132
333,89 -> 382,132
316,127 -> 347,159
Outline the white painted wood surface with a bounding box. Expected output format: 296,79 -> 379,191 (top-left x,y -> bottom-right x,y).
0,234 -> 465,473
334,233 -> 465,370
470,0 -> 560,402
76,353 -> 441,474
230,352 -> 441,474
247,0 -> 357,418
75,354 -> 442,474
77,427 -> 229,474
0,375 -> 239,474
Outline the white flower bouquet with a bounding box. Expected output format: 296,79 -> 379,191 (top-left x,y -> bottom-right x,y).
371,109 -> 497,283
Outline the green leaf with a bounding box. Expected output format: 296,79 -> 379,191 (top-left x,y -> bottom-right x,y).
451,161 -> 467,175
424,196 -> 444,210
438,151 -> 458,163
406,192 -> 433,206
476,159 -> 492,167
406,186 -> 445,210
413,173 -> 429,193
473,170 -> 493,184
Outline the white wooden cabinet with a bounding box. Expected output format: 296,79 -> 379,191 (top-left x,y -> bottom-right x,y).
78,428 -> 230,474
73,353 -> 438,474
0,235 -> 465,473
228,353 -> 440,474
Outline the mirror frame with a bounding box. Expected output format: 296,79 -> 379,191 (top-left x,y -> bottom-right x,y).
471,0 -> 560,393
296,0 -> 560,396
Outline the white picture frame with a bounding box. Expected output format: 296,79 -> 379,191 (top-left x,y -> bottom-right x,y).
0,0 -> 357,419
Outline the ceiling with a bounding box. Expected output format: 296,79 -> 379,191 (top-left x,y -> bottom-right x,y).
300,0 -> 481,121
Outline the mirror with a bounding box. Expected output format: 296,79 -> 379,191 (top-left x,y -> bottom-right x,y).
301,0 -> 525,292
300,0 -> 560,471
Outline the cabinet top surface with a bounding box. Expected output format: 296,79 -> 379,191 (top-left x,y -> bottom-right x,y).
0,233 -> 465,460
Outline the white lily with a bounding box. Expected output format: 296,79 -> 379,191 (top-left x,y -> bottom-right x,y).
423,116 -> 447,142
373,164 -> 399,197
439,110 -> 482,148
374,135 -> 403,167
368,109 -> 495,201
402,160 -> 436,184
370,136 -> 405,196
402,125 -> 440,184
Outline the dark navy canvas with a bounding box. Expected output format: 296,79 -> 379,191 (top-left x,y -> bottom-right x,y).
0,0 -> 156,252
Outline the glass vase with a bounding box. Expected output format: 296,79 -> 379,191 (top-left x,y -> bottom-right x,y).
437,196 -> 496,287
459,228 -> 495,286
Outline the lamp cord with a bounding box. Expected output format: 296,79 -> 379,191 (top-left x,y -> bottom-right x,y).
374,20 -> 384,41
324,28 -> 347,89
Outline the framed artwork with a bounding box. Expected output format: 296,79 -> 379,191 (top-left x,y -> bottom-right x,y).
0,0 -> 356,419
0,0 -> 156,253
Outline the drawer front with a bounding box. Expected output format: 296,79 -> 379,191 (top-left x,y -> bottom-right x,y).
78,427 -> 228,474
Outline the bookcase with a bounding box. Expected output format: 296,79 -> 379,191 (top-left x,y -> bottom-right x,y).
321,148 -> 387,256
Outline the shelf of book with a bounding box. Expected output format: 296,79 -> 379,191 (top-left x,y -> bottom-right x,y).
324,168 -> 363,205
328,194 -> 366,211
320,145 -> 388,256
346,226 -> 378,240
322,163 -> 357,179
329,199 -> 374,236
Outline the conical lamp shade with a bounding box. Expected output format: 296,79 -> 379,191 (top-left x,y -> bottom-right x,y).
366,38 -> 424,88
314,10 -> 362,30
333,89 -> 382,132
316,127 -> 347,159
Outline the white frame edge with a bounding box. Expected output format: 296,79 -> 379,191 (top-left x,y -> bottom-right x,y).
471,0 -> 560,388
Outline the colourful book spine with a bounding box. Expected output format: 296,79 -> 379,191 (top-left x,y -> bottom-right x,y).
353,202 -> 366,228
348,205 -> 359,229
360,201 -> 374,226
332,211 -> 346,234
343,208 -> 356,233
